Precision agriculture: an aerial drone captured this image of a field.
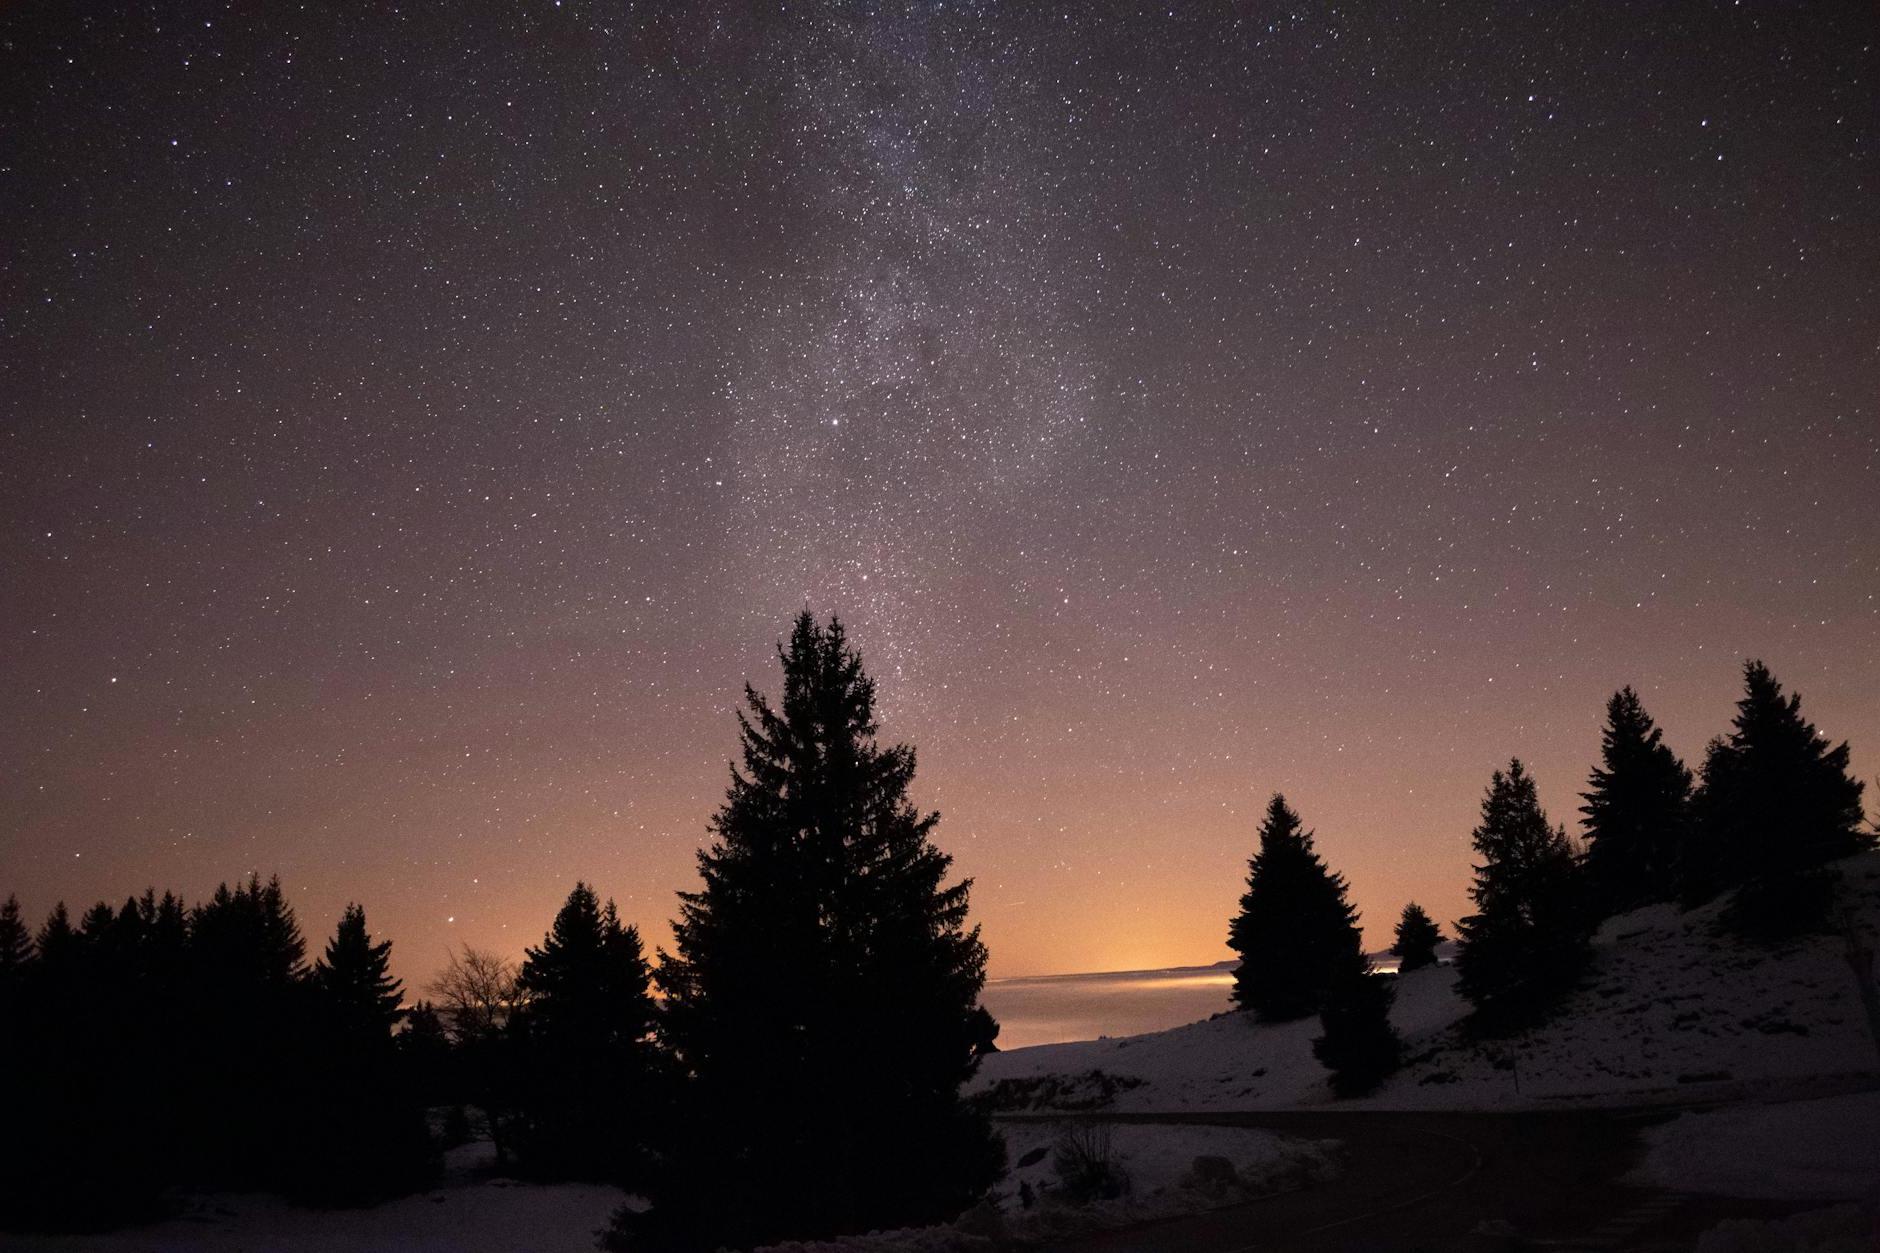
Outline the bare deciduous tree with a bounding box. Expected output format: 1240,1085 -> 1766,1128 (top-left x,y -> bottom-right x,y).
426,945 -> 529,1165
427,945 -> 524,1043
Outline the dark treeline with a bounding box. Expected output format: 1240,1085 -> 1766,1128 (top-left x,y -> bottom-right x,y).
404,883 -> 671,1187
1230,658 -> 1874,1091
1,613 -> 997,1253
1458,659 -> 1869,1029
0,874 -> 673,1230
0,879 -> 433,1229
4,640 -> 1873,1241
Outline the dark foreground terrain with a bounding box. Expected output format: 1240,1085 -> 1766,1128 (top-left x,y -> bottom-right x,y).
1029,1107 -> 1833,1253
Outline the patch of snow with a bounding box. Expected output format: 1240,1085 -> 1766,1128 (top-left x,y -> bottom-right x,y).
1693,1204 -> 1873,1253
1631,1092 -> 1880,1201
753,1121 -> 1340,1253
8,1184 -> 628,1253
5,1140 -> 637,1253
993,1120 -> 1338,1205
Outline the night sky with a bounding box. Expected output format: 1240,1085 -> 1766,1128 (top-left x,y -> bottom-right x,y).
4,3 -> 1876,988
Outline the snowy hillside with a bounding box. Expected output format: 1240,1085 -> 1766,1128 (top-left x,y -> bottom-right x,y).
973,852 -> 1880,1112
4,1141 -> 630,1253
1632,1091 -> 1880,1200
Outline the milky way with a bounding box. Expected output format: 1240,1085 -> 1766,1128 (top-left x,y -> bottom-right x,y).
4,3 -> 1876,984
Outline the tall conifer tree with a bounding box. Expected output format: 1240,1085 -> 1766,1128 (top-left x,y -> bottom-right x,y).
517,884 -> 655,1045
192,875 -> 307,988
1228,794 -> 1361,1022
1389,903 -> 1443,973
1455,760 -> 1588,1029
512,882 -> 659,1182
78,900 -> 116,943
301,908 -> 433,1202
1686,661 -> 1869,906
184,877 -> 310,1189
0,895 -> 30,978
616,613 -> 1000,1251
0,894 -> 30,1142
314,904 -> 404,1038
1580,687 -> 1691,915
33,902 -> 77,980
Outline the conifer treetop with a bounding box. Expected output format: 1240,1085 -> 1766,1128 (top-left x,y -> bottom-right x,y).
192,874 -> 308,986
1390,902 -> 1443,972
1456,759 -> 1589,1027
1578,686 -> 1691,913
1228,792 -> 1363,1022
518,880 -> 654,1047
314,902 -> 404,1034
36,901 -> 75,959
1688,659 -> 1871,896
0,894 -> 32,971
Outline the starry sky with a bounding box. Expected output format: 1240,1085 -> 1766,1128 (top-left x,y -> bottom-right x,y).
4,2 -> 1876,988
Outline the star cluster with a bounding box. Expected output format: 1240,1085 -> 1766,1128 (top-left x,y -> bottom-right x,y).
3,2 -> 1876,981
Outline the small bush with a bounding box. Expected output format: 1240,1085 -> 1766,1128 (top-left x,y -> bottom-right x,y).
974,1069 -> 1145,1113
1051,1122 -> 1128,1202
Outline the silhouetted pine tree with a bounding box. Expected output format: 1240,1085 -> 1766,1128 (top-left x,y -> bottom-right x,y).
511,882 -> 660,1182
192,875 -> 307,987
6,894 -> 176,1228
615,613 -> 1001,1252
0,895 -> 30,1221
107,894 -> 151,956
1228,794 -> 1361,1022
0,895 -> 30,981
1389,903 -> 1443,973
1686,662 -> 1870,927
146,890 -> 188,978
1455,761 -> 1589,1031
400,998 -> 451,1055
1311,938 -> 1401,1097
184,876 -> 312,1189
517,884 -> 654,1042
298,903 -> 434,1204
398,999 -> 457,1108
138,889 -> 193,1169
77,899 -> 116,943
314,903 -> 404,1039
33,902 -> 77,981
1579,687 -> 1691,916
8,902 -> 84,1228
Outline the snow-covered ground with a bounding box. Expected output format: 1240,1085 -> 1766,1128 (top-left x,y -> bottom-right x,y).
7,1142 -> 632,1253
753,1121 -> 1341,1252
1632,1091 -> 1880,1202
5,1122 -> 1333,1253
973,852 -> 1880,1112
1694,1206 -> 1874,1253
1631,1089 -> 1879,1253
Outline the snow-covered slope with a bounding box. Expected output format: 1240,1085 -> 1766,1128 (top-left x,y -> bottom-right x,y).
4,1141 -> 630,1253
752,1123 -> 1340,1253
973,852 -> 1880,1111
1631,1091 -> 1880,1200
